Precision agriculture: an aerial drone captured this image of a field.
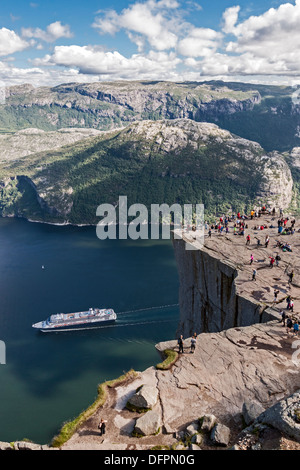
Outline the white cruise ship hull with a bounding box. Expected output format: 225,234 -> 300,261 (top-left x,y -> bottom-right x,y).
32,308 -> 117,332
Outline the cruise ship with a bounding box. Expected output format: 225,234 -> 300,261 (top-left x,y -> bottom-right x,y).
32,308 -> 117,332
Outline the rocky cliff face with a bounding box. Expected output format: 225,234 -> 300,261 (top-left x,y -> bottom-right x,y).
4,81 -> 260,129
173,236 -> 278,337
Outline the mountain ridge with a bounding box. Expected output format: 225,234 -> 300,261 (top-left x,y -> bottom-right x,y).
0,119 -> 294,225
2,79 -> 300,151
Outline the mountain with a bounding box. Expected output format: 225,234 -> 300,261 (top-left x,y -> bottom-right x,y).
1,80 -> 300,152
0,119 -> 293,225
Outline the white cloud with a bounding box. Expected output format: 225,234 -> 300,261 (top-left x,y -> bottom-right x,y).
92,0 -> 179,51
185,1 -> 203,12
177,27 -> 222,58
0,28 -> 30,56
22,21 -> 73,43
0,59 -> 299,90
219,0 -> 300,76
155,0 -> 180,8
93,10 -> 120,35
127,32 -> 146,52
0,60 -> 103,87
222,6 -> 240,34
33,45 -> 181,78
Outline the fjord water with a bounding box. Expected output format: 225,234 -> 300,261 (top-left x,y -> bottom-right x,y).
0,217 -> 179,444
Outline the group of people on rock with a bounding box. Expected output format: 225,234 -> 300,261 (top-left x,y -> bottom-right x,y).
206,206 -> 286,238
280,300 -> 299,336
205,206 -> 300,338
177,333 -> 197,354
277,217 -> 297,236
276,240 -> 292,252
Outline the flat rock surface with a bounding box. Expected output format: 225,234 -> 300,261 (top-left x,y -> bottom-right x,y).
61,320 -> 300,450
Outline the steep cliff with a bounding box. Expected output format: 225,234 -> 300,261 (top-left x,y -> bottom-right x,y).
172,213 -> 297,337
173,237 -> 277,337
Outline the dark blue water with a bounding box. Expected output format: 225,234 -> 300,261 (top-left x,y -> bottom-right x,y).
0,218 -> 179,444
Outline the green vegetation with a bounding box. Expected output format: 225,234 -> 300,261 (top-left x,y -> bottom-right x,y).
0,120 -> 267,224
51,369 -> 138,448
156,349 -> 178,370
151,445 -> 170,450
131,429 -> 144,438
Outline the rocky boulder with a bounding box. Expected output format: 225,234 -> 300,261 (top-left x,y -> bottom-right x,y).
210,423 -> 231,447
256,391 -> 300,441
243,401 -> 265,426
134,409 -> 162,437
127,385 -> 158,411
185,421 -> 199,438
200,414 -> 217,433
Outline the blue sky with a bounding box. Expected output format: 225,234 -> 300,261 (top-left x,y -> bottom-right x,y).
0,0 -> 299,86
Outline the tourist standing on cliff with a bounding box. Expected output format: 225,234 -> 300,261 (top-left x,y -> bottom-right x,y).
252,269 -> 257,281
273,289 -> 279,303
178,335 -> 184,353
190,334 -> 197,353
286,317 -> 293,335
98,418 -> 107,436
280,310 -> 286,326
265,235 -> 270,248
288,270 -> 294,286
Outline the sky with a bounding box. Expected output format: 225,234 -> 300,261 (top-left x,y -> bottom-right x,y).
0,0 -> 300,87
